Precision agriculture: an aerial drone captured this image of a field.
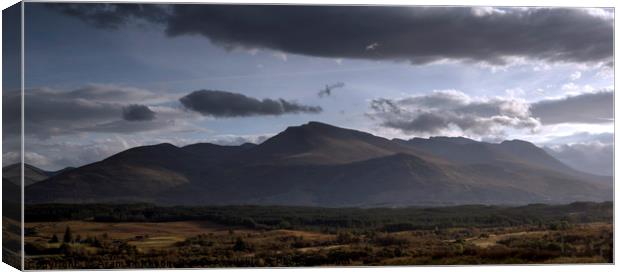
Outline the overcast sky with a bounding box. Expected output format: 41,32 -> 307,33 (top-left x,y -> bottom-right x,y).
3,3 -> 614,173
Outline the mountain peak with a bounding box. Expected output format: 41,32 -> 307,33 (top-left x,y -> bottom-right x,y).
104,142 -> 183,163
253,121 -> 436,165
152,143 -> 178,148
305,121 -> 331,127
256,121 -> 353,159
293,121 -> 341,132
278,121 -> 365,140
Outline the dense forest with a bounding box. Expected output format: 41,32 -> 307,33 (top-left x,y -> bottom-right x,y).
26,202 -> 612,231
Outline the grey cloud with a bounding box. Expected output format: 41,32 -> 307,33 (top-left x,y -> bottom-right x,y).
369,89 -> 614,136
81,120 -> 173,134
17,89 -> 121,138
2,86 -> 172,139
2,90 -> 23,139
66,84 -> 158,103
26,90 -> 120,122
530,91 -> 613,124
179,90 -> 322,117
368,90 -> 539,136
122,104 -> 156,121
383,112 -> 448,134
48,4 -> 613,65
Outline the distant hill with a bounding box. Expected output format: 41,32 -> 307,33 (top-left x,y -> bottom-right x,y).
399,137 -> 611,187
3,163 -> 57,220
25,122 -> 612,206
3,163 -> 54,186
544,145 -> 613,176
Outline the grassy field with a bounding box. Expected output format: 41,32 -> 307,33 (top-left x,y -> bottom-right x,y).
23,202 -> 613,269
2,216 -> 22,269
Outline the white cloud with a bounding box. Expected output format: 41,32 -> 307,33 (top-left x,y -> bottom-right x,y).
505,88 -> 525,98
596,63 -> 613,79
245,48 -> 260,55
471,6 -> 506,17
584,8 -> 614,21
208,134 -> 273,146
560,82 -> 578,93
272,52 -> 288,61
560,82 -> 594,94
365,42 -> 380,51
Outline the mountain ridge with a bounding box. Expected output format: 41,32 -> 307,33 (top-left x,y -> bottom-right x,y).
24,121 -> 612,206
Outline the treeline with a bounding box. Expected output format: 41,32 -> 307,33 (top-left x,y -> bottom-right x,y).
25,202 -> 612,231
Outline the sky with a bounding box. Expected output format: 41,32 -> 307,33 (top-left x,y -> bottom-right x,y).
2,3 -> 614,175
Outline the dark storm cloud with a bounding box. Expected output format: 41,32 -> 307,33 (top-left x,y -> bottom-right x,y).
179,90 -> 322,117
47,4 -> 613,65
46,3 -> 170,29
530,91 -> 613,124
122,104 -> 156,121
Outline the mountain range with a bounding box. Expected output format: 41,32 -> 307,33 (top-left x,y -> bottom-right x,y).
11,121 -> 613,206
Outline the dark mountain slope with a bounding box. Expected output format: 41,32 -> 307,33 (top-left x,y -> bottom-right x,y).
159,151 -> 610,207
400,137 -> 567,169
24,142 -> 257,203
181,142 -> 256,161
156,153 -> 459,206
400,136 -> 612,186
496,139 -> 576,174
26,144 -> 196,203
